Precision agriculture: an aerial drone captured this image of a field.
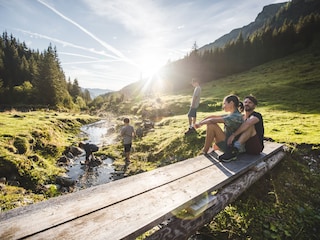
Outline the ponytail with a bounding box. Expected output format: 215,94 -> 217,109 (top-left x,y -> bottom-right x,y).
224,95 -> 240,109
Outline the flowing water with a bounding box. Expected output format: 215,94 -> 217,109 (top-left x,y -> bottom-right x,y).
66,120 -> 117,191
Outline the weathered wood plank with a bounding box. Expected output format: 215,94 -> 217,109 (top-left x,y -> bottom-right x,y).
25,162 -> 234,239
25,143 -> 283,239
0,142 -> 283,240
146,150 -> 286,240
0,153 -> 216,239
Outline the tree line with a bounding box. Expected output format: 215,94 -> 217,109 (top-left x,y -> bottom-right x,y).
160,0 -> 320,90
0,32 -> 91,111
1,0 -> 319,110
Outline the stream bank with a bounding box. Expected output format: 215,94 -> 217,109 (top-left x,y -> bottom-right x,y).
64,119 -> 119,191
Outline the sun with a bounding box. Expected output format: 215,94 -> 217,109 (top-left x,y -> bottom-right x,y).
136,53 -> 169,94
138,53 -> 166,79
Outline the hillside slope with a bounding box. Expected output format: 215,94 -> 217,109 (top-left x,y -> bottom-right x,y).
101,45 -> 320,239
199,0 -> 320,52
200,2 -> 286,50
102,41 -> 320,145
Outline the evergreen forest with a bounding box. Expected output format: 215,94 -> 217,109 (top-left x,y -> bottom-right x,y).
0,33 -> 91,111
159,0 -> 320,90
1,0 -> 320,110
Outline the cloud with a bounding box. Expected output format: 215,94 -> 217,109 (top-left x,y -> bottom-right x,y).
37,0 -> 135,66
83,0 -> 166,37
18,29 -> 124,60
58,52 -> 102,60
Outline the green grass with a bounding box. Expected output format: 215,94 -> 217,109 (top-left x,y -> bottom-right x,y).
109,46 -> 320,239
128,46 -> 320,145
0,110 -> 99,210
100,46 -> 320,177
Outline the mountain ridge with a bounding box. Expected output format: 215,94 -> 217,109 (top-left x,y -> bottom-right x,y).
82,87 -> 113,99
199,2 -> 287,51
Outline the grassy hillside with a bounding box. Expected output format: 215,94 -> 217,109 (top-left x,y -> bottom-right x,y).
106,44 -> 320,150
101,45 -> 320,239
198,46 -> 320,144
100,44 -> 320,182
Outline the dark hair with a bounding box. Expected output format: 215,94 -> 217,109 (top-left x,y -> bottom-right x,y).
244,95 -> 258,105
238,102 -> 244,112
224,95 -> 240,109
191,78 -> 199,84
123,117 -> 130,123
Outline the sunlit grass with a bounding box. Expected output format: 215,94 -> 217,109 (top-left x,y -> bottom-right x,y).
114,46 -> 320,176
131,47 -> 320,238
0,111 -> 98,145
0,111 -> 99,210
156,48 -> 320,145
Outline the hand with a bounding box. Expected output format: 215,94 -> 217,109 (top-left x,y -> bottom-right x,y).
194,123 -> 201,129
227,134 -> 235,145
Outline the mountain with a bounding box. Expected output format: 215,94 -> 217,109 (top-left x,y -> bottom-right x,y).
116,0 -> 320,93
200,0 -> 320,52
199,2 -> 287,51
83,88 -> 113,99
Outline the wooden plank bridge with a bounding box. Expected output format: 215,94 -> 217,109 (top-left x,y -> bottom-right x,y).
0,141 -> 285,240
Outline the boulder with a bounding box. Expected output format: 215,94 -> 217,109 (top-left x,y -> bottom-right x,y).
56,176 -> 76,187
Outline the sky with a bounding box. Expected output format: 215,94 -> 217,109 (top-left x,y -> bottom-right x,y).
0,0 -> 287,91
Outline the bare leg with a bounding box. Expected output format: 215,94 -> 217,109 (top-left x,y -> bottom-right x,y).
237,125 -> 256,144
125,152 -> 130,161
188,117 -> 192,127
192,117 -> 196,127
203,123 -> 225,153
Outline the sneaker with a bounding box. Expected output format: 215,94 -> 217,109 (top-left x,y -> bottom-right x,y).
207,150 -> 219,160
184,127 -> 196,135
219,147 -> 239,162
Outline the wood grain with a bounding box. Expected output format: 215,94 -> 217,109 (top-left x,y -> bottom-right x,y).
0,141 -> 284,240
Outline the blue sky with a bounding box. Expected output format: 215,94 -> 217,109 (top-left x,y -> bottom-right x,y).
0,0 -> 286,91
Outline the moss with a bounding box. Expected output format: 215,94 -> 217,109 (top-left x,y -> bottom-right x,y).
13,136 -> 28,154
0,111 -> 99,210
0,185 -> 46,211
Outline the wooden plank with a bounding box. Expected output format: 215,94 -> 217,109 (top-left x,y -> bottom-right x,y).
147,150 -> 286,240
26,163 -> 233,239
0,142 -> 283,240
25,142 -> 283,240
0,153 -> 216,239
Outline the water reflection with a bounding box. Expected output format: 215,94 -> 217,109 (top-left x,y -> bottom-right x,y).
80,119 -> 114,146
68,158 -> 115,190
66,119 -> 118,191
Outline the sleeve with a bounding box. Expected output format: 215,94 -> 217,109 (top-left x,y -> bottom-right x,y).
120,126 -> 125,136
194,86 -> 201,97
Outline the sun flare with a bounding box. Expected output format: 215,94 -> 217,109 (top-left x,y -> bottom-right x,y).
138,54 -> 166,79
135,50 -> 170,94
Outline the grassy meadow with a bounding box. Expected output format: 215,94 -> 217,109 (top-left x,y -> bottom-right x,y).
105,47 -> 320,239
107,46 -> 320,169
1,45 -> 320,238
0,111 -> 99,210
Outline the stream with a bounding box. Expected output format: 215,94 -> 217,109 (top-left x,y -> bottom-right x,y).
66,120 -> 117,191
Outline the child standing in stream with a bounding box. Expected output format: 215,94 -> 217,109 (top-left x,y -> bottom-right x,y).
120,117 -> 135,163
78,142 -> 99,165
